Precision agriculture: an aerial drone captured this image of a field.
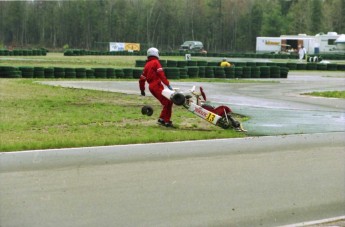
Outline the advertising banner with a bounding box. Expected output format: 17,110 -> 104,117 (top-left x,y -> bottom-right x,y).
109,42 -> 140,52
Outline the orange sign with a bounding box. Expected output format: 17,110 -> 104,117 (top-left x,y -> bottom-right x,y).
125,43 -> 140,51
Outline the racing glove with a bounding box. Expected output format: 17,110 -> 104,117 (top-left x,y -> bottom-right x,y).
141,90 -> 145,96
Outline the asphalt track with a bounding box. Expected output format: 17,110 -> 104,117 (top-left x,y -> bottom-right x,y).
1,71 -> 344,227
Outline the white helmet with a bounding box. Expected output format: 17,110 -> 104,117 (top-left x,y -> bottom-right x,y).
147,47 -> 159,58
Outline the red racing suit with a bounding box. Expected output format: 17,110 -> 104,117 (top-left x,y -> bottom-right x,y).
139,56 -> 173,123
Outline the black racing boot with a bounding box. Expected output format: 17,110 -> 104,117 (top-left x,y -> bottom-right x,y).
165,121 -> 174,128
157,118 -> 165,125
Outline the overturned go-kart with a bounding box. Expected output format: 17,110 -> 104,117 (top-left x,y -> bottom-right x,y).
162,86 -> 247,132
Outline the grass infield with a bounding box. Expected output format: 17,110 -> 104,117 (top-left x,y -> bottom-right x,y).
0,79 -> 246,152
303,90 -> 345,99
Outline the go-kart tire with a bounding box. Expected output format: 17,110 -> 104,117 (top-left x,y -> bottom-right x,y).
217,114 -> 240,129
141,105 -> 153,116
217,116 -> 231,129
171,93 -> 186,106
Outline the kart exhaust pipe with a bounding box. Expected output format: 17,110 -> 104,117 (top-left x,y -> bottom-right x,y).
162,88 -> 185,106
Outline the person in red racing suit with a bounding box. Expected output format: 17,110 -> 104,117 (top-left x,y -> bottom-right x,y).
139,47 -> 174,127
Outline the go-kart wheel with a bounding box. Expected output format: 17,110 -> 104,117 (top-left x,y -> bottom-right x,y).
141,105 -> 153,116
217,116 -> 231,129
171,93 -> 186,106
217,114 -> 240,129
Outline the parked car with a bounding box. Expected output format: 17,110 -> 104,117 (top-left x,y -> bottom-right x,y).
179,41 -> 204,52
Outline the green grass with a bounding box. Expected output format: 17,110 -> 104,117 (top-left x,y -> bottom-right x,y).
0,52 -> 184,68
0,79 -> 246,152
304,90 -> 345,99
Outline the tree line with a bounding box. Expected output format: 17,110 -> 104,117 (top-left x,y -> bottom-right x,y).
0,0 -> 344,52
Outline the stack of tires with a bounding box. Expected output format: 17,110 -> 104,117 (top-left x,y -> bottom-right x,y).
179,68 -> 188,79
164,67 -> 180,79
234,67 -> 243,78
167,60 -> 177,67
187,61 -> 198,67
86,69 -> 95,78
123,68 -> 133,78
270,66 -> 281,78
34,67 -> 45,78
251,67 -> 260,78
286,63 -> 297,70
214,67 -> 225,78
133,69 -> 142,79
224,67 -> 235,78
159,60 -> 167,67
307,62 -> 317,70
115,69 -> 125,78
280,67 -> 289,78
327,63 -> 338,71
246,62 -> 256,67
0,50 -> 9,56
256,62 -> 267,67
177,61 -> 187,68
44,68 -> 54,78
76,68 -> 86,78
317,64 -> 327,70
337,64 -> 345,71
65,68 -> 76,78
135,60 -> 146,67
234,62 -> 247,67
260,66 -> 270,78
0,66 -> 21,78
276,63 -> 287,68
186,66 -> 199,78
54,67 -> 65,78
198,66 -> 206,78
205,66 -> 214,78
296,63 -> 307,70
207,62 -> 219,67
266,62 -> 277,67
13,50 -> 23,56
197,61 -> 208,66
106,68 -> 116,79
93,68 -> 107,78
19,67 -> 34,78
242,66 -> 251,78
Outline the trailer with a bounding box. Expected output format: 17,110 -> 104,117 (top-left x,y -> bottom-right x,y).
280,34 -> 315,54
256,32 -> 344,54
256,37 -> 282,53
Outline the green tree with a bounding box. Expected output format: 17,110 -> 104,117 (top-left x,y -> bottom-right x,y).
261,2 -> 285,36
250,2 -> 263,50
310,0 -> 323,34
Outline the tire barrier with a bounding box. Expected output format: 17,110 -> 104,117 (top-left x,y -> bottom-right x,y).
214,67 -> 226,78
179,68 -> 188,79
165,67 -> 180,80
2,61 -> 345,79
19,67 -> 34,78
186,66 -> 199,78
0,49 -> 47,56
106,68 -> 116,79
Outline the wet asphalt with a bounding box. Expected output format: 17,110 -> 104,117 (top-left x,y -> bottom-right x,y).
1,71 -> 344,227
41,71 -> 345,136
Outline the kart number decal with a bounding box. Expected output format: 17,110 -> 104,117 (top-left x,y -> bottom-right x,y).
206,112 -> 216,123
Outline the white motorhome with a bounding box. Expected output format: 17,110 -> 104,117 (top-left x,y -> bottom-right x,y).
256,32 -> 344,54
314,32 -> 341,53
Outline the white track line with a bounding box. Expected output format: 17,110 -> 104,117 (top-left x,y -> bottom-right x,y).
279,216 -> 345,227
